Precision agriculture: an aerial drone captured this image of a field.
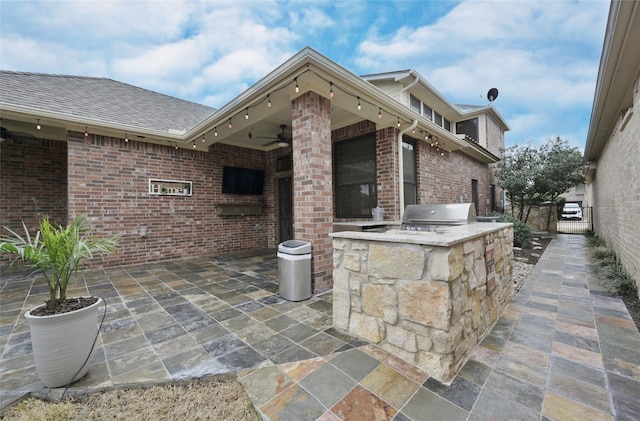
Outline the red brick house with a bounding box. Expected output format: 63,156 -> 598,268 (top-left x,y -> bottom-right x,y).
1,47 -> 508,292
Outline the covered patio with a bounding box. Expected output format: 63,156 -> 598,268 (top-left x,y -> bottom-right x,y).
0,249 -> 365,409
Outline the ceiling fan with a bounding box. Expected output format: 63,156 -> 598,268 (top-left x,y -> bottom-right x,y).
258,124 -> 291,148
1,126 -> 35,143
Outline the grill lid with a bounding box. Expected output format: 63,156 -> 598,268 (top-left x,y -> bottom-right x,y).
402,203 -> 476,226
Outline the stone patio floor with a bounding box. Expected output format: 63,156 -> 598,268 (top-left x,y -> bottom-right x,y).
1,235 -> 640,420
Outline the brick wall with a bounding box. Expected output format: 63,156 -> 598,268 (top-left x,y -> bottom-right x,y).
587,74 -> 640,295
0,137 -> 68,233
415,137 -> 493,215
67,131 -> 271,267
291,91 -> 334,293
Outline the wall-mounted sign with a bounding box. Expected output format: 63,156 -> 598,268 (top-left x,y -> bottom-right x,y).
149,178 -> 192,196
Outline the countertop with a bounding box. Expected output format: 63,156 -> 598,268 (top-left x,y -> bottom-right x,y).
330,222 -> 513,247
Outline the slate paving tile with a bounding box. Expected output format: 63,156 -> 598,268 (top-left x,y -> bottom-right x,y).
484,370 -> 545,412
361,363 -> 420,410
271,344 -> 317,365
550,355 -> 607,388
554,329 -> 601,353
601,343 -> 640,380
300,363 -> 357,408
300,332 -> 344,355
264,314 -> 299,332
542,391 -> 613,421
423,375 -> 481,411
280,323 -> 319,343
509,328 -> 554,353
547,371 -> 612,414
144,324 -> 187,344
260,384 -> 326,421
203,333 -> 246,357
330,348 -> 381,382
402,387 -> 468,421
472,387 -> 539,421
240,365 -> 296,407
458,359 -> 492,386
215,345 -> 266,371
252,334 -> 296,358
331,385 -> 396,421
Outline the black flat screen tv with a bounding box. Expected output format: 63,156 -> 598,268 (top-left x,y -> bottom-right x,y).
222,166 -> 265,195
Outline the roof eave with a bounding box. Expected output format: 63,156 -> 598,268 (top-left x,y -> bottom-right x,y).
584,0 -> 640,162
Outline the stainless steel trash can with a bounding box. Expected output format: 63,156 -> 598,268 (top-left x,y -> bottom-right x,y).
277,240 -> 312,301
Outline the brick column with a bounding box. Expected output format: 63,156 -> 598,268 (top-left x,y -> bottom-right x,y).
291,91 -> 333,293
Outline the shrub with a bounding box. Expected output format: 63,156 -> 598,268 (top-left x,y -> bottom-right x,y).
586,237 -> 638,297
489,212 -> 531,248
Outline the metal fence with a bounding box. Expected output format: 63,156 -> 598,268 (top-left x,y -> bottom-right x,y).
557,206 -> 593,234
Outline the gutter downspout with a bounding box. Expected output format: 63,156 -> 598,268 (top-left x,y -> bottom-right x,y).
397,119 -> 418,220
393,71 -> 420,220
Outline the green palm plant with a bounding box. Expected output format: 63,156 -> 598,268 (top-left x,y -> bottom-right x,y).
0,215 -> 119,311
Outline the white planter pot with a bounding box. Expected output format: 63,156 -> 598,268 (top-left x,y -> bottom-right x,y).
25,297 -> 103,388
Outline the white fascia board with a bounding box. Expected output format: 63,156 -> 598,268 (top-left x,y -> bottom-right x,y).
0,103 -> 185,141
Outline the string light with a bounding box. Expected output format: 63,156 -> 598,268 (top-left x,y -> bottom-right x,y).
193,140 -> 196,148
329,82 -> 334,98
201,134 -> 206,143
84,127 -> 89,137
357,97 -> 361,110
36,119 -> 41,130
267,94 -> 272,107
228,118 -> 233,129
378,108 -> 382,119
245,108 -> 249,119
175,144 -> 179,150
125,133 -> 129,143
294,78 -> 299,93
214,127 -> 218,136
397,117 -> 401,127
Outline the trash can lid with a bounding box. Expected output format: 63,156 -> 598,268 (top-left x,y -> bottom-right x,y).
278,240 -> 311,254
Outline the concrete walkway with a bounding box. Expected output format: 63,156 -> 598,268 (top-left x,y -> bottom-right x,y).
1,235 -> 639,420
239,235 -> 640,420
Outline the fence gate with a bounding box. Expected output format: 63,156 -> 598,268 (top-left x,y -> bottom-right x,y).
557,205 -> 593,234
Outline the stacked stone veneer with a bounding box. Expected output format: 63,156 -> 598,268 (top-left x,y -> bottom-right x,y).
332,225 -> 514,383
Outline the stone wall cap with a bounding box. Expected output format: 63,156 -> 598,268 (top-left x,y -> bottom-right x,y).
330,222 -> 512,247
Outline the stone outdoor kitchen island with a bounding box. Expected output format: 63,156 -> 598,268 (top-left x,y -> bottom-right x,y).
331,223 -> 514,384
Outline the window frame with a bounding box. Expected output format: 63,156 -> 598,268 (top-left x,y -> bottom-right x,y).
334,134 -> 378,218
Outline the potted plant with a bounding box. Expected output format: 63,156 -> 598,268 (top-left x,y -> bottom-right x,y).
0,215 -> 119,388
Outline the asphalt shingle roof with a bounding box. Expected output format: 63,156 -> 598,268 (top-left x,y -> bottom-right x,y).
0,71 -> 215,133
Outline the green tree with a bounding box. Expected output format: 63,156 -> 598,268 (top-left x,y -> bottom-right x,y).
496,143 -> 541,220
496,137 -> 584,228
535,137 -> 585,228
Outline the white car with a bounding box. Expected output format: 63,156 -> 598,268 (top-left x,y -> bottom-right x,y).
561,203 -> 583,220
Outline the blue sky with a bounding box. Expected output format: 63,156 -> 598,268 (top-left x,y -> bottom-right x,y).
0,0 -> 610,149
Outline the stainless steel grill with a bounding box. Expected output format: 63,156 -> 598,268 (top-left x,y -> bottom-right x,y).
401,203 -> 476,231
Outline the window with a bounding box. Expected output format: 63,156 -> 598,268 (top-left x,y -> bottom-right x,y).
403,139 -> 417,206
444,118 -> 451,132
434,112 -> 443,126
335,135 -> 377,218
422,105 -> 433,121
410,94 -> 421,113
456,118 -> 479,142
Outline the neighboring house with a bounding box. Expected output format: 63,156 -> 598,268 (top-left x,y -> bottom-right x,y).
0,47 -> 508,293
584,0 -> 640,296
561,184 -> 586,206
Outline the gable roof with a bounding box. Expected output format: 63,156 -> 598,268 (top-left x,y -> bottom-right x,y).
0,71 -> 215,135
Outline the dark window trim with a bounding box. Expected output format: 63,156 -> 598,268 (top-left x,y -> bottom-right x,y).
334,134 -> 377,218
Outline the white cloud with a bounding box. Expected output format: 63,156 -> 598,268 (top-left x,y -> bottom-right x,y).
353,0 -> 609,146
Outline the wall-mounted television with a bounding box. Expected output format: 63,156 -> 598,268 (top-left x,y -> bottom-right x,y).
222,166 -> 265,195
